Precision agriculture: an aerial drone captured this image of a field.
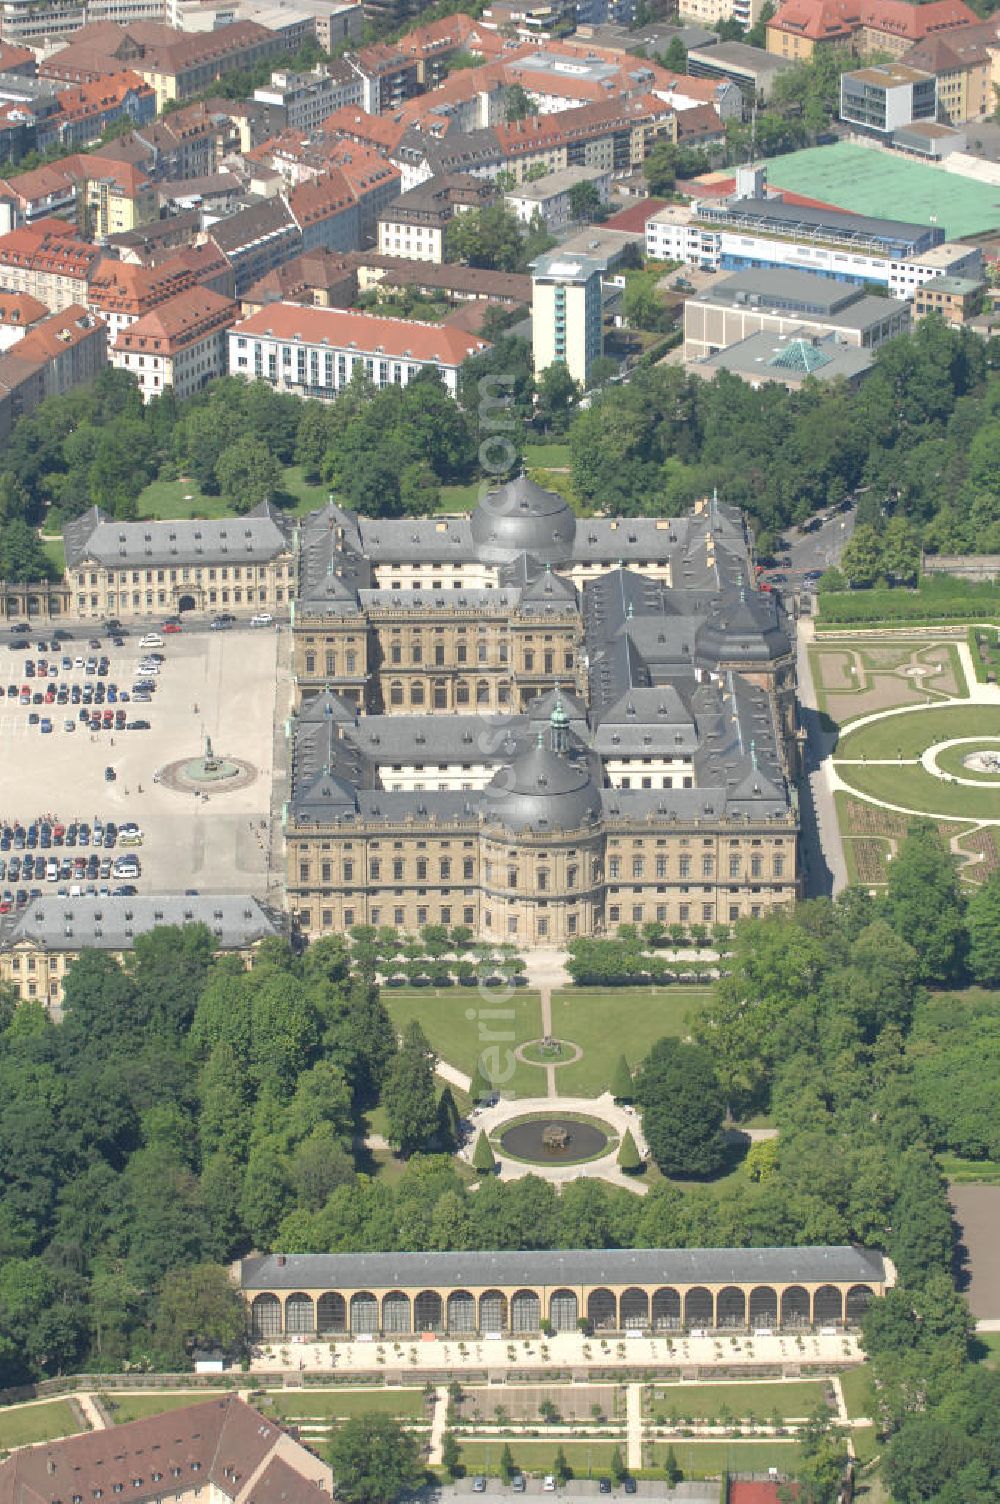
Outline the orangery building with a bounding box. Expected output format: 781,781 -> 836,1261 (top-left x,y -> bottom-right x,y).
242,1246 -> 891,1340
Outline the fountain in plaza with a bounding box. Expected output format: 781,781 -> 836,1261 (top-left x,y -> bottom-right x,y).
499,1114 -> 611,1164
157,731 -> 257,794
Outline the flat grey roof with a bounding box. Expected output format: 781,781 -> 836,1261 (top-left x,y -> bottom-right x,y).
243,1246 -> 887,1291
687,41 -> 795,75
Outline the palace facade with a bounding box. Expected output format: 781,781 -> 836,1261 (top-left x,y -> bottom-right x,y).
283,482 -> 800,943
242,1246 -> 891,1340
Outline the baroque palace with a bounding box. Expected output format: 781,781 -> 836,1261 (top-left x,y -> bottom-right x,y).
283,480 -> 799,943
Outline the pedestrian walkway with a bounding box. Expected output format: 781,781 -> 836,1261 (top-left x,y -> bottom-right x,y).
76,1394 -> 106,1431
428,1385 -> 448,1466
625,1384 -> 642,1471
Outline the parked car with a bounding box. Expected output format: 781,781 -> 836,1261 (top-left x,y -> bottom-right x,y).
104,766 -> 116,782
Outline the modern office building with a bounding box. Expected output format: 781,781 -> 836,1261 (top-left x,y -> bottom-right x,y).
531,249 -> 604,387
839,60 -> 937,135
683,267 -> 911,360
645,195 -> 983,296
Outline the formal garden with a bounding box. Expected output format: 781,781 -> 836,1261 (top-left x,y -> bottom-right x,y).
833,705 -> 1000,823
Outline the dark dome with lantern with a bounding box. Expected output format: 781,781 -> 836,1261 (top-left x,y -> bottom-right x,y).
471,475 -> 576,565
482,735 -> 602,834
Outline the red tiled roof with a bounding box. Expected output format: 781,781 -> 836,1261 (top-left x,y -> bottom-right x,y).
289,168 -> 356,226
768,0 -> 976,41
494,92 -> 673,152
0,224 -> 101,278
232,300 -> 489,365
0,42 -> 36,72
0,292 -> 48,327
0,1396 -> 321,1504
605,197 -> 668,231
50,69 -> 153,126
393,12 -> 510,61
113,285 -> 239,354
321,105 -> 409,151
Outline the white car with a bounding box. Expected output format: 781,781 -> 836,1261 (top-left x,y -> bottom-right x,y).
139,634 -> 163,648
543,1479 -> 556,1493
118,829 -> 143,847
250,612 -> 273,627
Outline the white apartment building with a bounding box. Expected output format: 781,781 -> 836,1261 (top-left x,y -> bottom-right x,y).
253,61 -> 362,131
531,248 -> 604,387
111,287 -> 239,400
228,302 -> 490,398
505,164 -> 611,230
645,203 -> 983,298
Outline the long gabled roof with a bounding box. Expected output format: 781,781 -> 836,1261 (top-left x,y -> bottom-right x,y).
243,1246 -> 888,1291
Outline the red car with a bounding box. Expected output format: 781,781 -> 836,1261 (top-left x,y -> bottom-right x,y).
163,622 -> 182,634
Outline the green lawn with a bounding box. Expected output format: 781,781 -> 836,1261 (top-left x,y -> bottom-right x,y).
649,1380 -> 831,1422
0,1400 -> 84,1448
548,987 -> 713,1096
835,761 -> 1000,820
938,1152 -> 1000,1184
41,536 -> 65,574
523,442 -> 571,469
435,481 -> 482,513
972,1331 -> 1000,1367
263,1389 -> 427,1420
851,1427 -> 880,1465
103,1392 -> 227,1424
136,464 -> 328,521
837,706 -> 1000,761
646,1440 -> 803,1479
457,1441 -> 618,1476
839,1366 -> 876,1421
382,987 -> 547,1097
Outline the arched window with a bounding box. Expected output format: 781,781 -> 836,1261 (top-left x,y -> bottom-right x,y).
317,1293 -> 346,1334
250,1293 -> 281,1339
414,1290 -> 443,1332
447,1291 -> 475,1332
284,1293 -> 314,1334
511,1289 -> 540,1332
411,682 -> 424,706
433,680 -> 447,709
550,1289 -> 578,1332
684,1287 -> 713,1328
717,1287 -> 746,1329
620,1288 -> 648,1331
845,1285 -> 874,1324
350,1292 -> 378,1334
652,1287 -> 680,1331
813,1285 -> 842,1325
587,1289 -> 617,1331
749,1286 -> 777,1330
383,1291 -> 410,1333
480,1290 -> 507,1333
456,681 -> 470,705
476,679 -> 490,706
389,681 -> 403,707
780,1286 -> 810,1329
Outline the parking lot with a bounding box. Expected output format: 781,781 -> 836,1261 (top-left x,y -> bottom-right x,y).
0,625 -> 280,896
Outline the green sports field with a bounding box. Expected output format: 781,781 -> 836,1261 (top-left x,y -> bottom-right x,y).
763,144 -> 1000,239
